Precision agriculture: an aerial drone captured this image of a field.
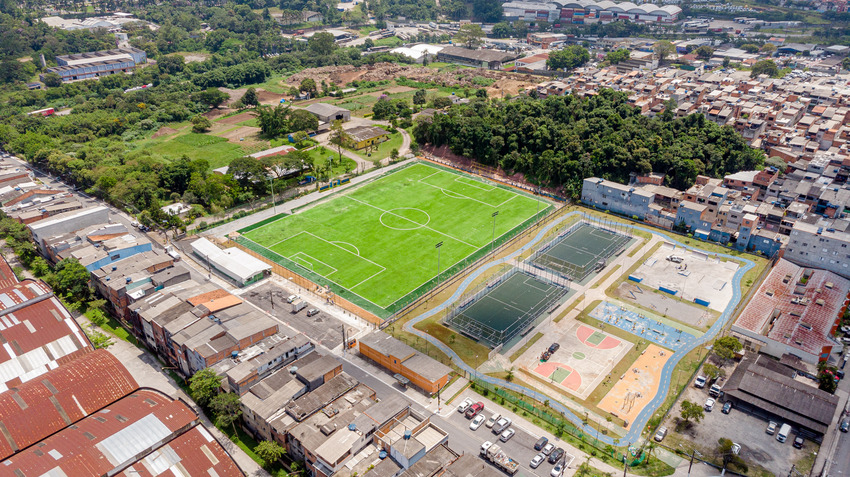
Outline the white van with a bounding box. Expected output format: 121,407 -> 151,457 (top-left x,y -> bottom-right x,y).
777,423 -> 791,443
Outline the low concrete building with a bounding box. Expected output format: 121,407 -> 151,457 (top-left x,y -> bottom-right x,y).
581,177 -> 654,219
346,126 -> 389,150
358,331 -> 452,394
436,46 -> 518,69
190,237 -> 271,286
304,103 -> 351,123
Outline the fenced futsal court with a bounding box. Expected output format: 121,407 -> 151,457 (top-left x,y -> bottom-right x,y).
444,266 -> 569,348
528,217 -> 632,282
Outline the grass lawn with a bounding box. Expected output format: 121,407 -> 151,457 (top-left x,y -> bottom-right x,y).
306,146 -> 357,177
240,162 -> 542,310
134,132 -> 264,171
346,132 -> 404,162
375,36 -> 403,47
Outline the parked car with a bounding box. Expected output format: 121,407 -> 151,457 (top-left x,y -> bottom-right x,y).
500,428 -> 515,442
465,402 -> 484,419
306,308 -> 319,317
457,398 -> 473,414
485,413 -> 501,428
841,418 -> 850,433
654,426 -> 667,442
534,436 -> 549,451
704,398 -> 715,412
709,384 -> 722,397
530,453 -> 545,469
694,375 -> 706,388
541,443 -> 555,455
731,443 -> 741,455
722,402 -> 733,414
469,414 -> 485,430
548,343 -> 560,353
492,417 -> 512,434
548,447 -> 565,464
766,421 -> 778,435
551,461 -> 565,477
793,436 -> 804,449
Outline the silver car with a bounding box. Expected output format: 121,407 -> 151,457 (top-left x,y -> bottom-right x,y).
530,453 -> 545,469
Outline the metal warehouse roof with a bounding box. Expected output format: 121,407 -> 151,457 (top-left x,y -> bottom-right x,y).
2,389 -> 198,476
0,282 -> 92,393
191,237 -> 271,284
0,254 -> 18,290
118,424 -> 244,476
0,349 -> 138,460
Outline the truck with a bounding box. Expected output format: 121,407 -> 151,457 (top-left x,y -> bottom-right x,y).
481,442 -> 519,475
777,423 -> 791,443
291,300 -> 307,313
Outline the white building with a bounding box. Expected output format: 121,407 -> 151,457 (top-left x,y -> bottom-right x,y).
190,237 -> 271,286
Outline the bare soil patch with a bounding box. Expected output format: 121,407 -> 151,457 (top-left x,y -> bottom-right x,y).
256,89 -> 288,105
202,108 -> 232,120
218,126 -> 264,146
218,111 -> 255,125
152,126 -> 179,138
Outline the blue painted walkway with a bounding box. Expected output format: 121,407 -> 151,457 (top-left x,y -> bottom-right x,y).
403,211 -> 755,445
589,301 -> 697,352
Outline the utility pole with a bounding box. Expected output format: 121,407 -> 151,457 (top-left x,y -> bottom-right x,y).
270,288 -> 274,311
687,449 -> 695,477
491,211 -> 499,257
341,325 -> 346,355
435,241 -> 443,277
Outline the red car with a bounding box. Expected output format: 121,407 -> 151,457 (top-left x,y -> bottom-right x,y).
465,402 -> 484,419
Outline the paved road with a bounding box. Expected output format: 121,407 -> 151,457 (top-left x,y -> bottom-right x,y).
403,211 -> 756,446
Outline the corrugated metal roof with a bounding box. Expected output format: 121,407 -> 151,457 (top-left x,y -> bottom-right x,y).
118,425 -> 244,476
2,389 -> 197,476
0,254 -> 18,290
0,349 -> 138,460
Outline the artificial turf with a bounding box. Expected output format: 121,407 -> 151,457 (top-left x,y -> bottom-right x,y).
240,162 -> 544,309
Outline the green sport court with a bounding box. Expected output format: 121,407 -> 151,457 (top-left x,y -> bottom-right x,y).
238,162 -> 548,313
445,270 -> 567,347
532,223 -> 630,281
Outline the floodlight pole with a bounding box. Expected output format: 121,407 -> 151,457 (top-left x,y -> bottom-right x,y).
436,241 -> 443,277
267,175 -> 277,215
491,211 -> 499,257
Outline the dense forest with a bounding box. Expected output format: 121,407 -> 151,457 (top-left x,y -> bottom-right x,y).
413,90 -> 765,197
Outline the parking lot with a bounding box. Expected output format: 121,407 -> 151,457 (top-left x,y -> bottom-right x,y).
241,281 -> 359,350
663,373 -> 815,476
446,390 -> 575,477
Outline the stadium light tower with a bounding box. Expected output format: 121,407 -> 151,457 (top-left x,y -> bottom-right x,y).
491,211 -> 499,257
267,175 -> 276,215
435,241 -> 443,277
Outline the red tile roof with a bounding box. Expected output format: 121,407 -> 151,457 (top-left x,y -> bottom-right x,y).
2,389 -> 199,476
0,284 -> 92,393
0,349 -> 139,459
734,259 -> 850,356
119,425 -> 245,476
0,254 -> 18,290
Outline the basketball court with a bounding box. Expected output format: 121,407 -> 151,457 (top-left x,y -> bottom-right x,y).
598,344 -> 671,428
521,321 -> 632,400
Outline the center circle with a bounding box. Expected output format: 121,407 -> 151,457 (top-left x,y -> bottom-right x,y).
379,208 -> 431,231
572,351 -> 586,360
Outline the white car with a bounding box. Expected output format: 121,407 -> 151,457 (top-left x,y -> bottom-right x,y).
541,443 -> 555,455
530,453 -> 545,469
469,414 -> 485,431
485,413 -> 501,428
499,428 -> 515,442
457,398 -> 473,414
694,375 -> 706,388
705,398 -> 715,412
551,461 -> 565,477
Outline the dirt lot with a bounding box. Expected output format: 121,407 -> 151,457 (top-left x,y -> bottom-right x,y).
257,90 -> 288,105
217,126 -> 263,145
217,111 -> 255,125
286,62 -> 542,92
152,126 -> 179,138
664,362 -> 816,476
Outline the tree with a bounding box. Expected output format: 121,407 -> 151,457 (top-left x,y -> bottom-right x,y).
49,258 -> 91,303
299,78 -> 318,97
547,45 -> 590,71
739,43 -> 760,54
290,109 -> 319,132
653,40 -> 676,63
189,368 -> 222,408
191,115 -> 212,133
605,49 -> 630,64
680,400 -> 704,424
843,57 -> 850,71
390,148 -> 399,162
703,363 -> 724,381
308,32 -> 336,56
723,56 -> 731,68
158,54 -> 185,74
253,104 -> 291,137
513,20 -> 528,38
472,0 -> 503,22
194,88 -> 230,109
255,441 -> 286,465
43,72 -> 62,88
751,59 -> 779,78
819,366 -> 838,394
506,366 -> 514,382
242,87 -> 259,107
717,438 -> 748,472
413,89 -> 427,108
453,24 -> 485,49
211,392 -> 242,434
372,98 -> 397,120
713,336 -> 743,365
492,22 -> 511,38
760,43 -> 777,55
694,45 -> 714,60
328,120 -> 351,170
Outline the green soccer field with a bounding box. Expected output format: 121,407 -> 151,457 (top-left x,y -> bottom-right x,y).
239,162 -> 548,311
